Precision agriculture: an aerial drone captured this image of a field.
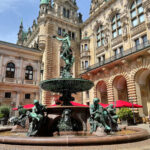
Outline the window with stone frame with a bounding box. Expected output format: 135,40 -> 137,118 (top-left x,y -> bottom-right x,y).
85,61 -> 89,68
130,0 -> 144,27
25,94 -> 30,99
25,66 -> 33,80
142,35 -> 147,44
58,27 -> 62,36
97,25 -> 104,48
6,62 -> 15,78
5,92 -> 11,98
63,8 -> 66,17
98,54 -> 105,64
111,13 -> 122,38
113,46 -> 123,58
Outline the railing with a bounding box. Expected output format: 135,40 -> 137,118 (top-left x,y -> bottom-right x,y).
83,41 -> 150,73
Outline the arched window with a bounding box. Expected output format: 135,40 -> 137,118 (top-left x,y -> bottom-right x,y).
25,66 -> 33,80
130,0 -> 144,27
111,14 -> 122,38
97,25 -> 104,47
6,62 -> 15,78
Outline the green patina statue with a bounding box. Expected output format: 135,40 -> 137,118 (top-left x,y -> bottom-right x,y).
10,105 -> 27,128
53,32 -> 74,78
89,98 -> 111,133
27,100 -> 47,136
57,109 -> 73,131
105,104 -> 120,131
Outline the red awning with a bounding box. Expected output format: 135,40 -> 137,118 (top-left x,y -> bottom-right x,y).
112,100 -> 143,108
99,100 -> 143,108
99,103 -> 109,108
12,104 -> 34,111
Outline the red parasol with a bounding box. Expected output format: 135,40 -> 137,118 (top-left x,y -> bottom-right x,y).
12,104 -> 34,111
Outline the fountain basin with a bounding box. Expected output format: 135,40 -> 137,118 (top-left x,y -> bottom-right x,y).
0,127 -> 149,146
40,78 -> 94,93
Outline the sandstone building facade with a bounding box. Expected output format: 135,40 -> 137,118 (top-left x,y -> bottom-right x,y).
81,0 -> 150,117
0,41 -> 42,109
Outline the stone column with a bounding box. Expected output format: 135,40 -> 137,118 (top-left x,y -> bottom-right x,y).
18,57 -> 23,84
107,82 -> 114,103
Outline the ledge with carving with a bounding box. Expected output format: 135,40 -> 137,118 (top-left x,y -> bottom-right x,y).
80,50 -> 90,58
96,45 -> 105,55
131,22 -> 146,37
111,35 -> 123,48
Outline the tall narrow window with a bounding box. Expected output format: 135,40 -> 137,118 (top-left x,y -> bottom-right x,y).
130,0 -> 144,27
67,10 -> 70,18
112,14 -> 122,38
63,8 -> 66,17
85,44 -> 88,51
25,66 -> 33,80
97,25 -> 104,47
58,27 -> 62,36
142,35 -> 147,44
6,62 -> 15,78
85,61 -> 89,68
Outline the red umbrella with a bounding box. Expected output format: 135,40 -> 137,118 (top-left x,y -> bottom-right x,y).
99,103 -> 109,108
12,104 -> 34,111
112,100 -> 143,108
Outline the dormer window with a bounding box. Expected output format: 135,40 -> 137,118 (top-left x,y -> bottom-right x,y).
63,8 -> 70,18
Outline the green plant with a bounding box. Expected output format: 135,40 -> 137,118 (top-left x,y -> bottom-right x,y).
117,108 -> 133,121
0,105 -> 10,118
0,113 -> 4,118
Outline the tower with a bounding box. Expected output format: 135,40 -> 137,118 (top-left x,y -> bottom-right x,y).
17,21 -> 27,45
18,0 -> 82,105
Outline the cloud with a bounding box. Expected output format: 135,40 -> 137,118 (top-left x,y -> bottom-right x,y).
0,0 -> 36,14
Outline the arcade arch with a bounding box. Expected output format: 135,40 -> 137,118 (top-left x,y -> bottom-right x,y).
134,69 -> 150,116
112,76 -> 128,101
96,81 -> 108,104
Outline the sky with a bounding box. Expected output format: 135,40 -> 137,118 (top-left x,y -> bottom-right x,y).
0,0 -> 90,44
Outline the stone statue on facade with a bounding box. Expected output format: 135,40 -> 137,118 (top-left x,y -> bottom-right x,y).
27,100 -> 47,136
9,105 -> 27,128
53,32 -> 74,78
89,98 -> 111,133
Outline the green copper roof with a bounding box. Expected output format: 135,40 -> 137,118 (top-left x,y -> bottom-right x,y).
40,0 -> 49,5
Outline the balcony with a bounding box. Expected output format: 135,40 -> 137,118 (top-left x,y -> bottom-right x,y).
82,41 -> 150,73
80,50 -> 90,58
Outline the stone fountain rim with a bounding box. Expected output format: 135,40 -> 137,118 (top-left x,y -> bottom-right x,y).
0,127 -> 149,146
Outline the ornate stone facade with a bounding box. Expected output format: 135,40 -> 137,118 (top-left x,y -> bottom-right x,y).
81,0 -> 150,117
0,41 -> 42,111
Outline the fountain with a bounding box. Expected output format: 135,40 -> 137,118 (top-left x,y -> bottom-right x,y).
0,33 -> 149,146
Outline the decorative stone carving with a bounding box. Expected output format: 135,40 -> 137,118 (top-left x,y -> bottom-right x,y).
121,15 -> 129,41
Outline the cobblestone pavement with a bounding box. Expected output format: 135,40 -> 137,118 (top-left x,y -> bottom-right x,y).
0,124 -> 149,150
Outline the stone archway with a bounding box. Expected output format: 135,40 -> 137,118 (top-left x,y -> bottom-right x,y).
135,69 -> 150,116
113,76 -> 128,101
96,81 -> 108,104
